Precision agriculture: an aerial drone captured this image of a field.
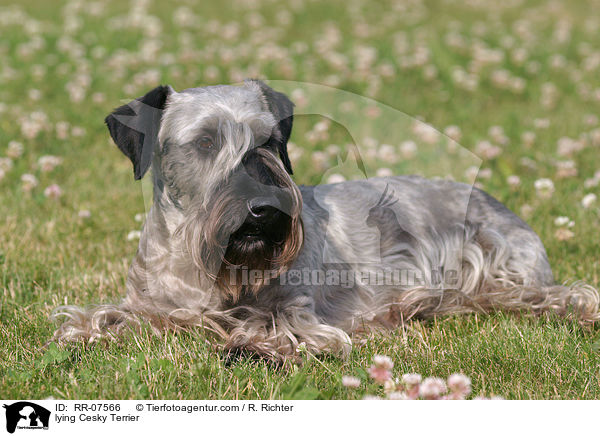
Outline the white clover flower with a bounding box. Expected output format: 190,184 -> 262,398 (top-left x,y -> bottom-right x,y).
584,172 -> 600,188
555,228 -> 575,241
372,355 -> 394,370
520,204 -> 534,219
534,178 -> 555,199
555,160 -> 577,179
55,121 -> 70,139
582,193 -> 597,209
127,230 -> 141,241
325,144 -> 340,157
7,141 -> 24,158
557,137 -> 584,157
447,373 -> 471,396
38,155 -> 63,172
71,126 -> 86,137
78,210 -> 91,219
464,166 -> 479,182
479,168 -> 492,179
419,377 -> 447,399
510,77 -> 526,94
341,376 -> 361,388
378,144 -> 398,162
326,173 -> 346,184
519,157 -> 538,171
443,125 -> 462,142
290,88 -> 307,107
368,355 -> 394,384
488,126 -> 508,145
363,137 -> 378,149
376,168 -> 393,177
399,141 -> 417,159
28,89 -> 42,101
402,373 -> 422,386
413,123 -> 440,144
313,120 -> 330,133
21,173 -> 38,192
475,140 -> 502,160
0,157 -> 13,172
44,184 -> 62,199
387,392 -> 409,400
554,216 -> 570,226
383,378 -> 397,394
521,131 -> 536,147
311,151 -> 329,171
507,175 -> 521,188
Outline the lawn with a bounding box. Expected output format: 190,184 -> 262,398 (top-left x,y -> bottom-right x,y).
1,0 -> 600,399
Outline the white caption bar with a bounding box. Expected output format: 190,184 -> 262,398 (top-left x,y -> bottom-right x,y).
0,400 -> 596,435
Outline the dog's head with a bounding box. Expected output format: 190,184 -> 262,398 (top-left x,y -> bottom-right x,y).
105,80 -> 303,301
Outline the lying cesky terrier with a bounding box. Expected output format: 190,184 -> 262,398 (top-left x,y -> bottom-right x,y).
52,80 -> 600,360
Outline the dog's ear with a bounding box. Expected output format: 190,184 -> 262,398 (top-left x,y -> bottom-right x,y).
252,80 -> 295,174
105,85 -> 172,180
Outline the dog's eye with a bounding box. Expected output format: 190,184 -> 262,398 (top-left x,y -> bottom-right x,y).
195,136 -> 214,149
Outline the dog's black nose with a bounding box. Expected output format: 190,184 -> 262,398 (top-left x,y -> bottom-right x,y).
248,198 -> 281,221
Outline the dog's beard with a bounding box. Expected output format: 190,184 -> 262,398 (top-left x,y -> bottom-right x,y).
218,212 -> 302,301
179,150 -> 304,303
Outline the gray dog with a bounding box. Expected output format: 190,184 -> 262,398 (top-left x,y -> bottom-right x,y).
53,80 -> 599,360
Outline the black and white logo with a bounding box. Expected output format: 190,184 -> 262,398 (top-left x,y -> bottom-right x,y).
3,402 -> 50,434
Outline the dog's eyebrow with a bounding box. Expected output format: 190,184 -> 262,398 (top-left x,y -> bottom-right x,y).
198,116 -> 222,136
196,126 -> 219,141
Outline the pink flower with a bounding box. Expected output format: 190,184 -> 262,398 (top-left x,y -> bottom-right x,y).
387,391 -> 409,400
38,155 -> 63,172
368,365 -> 392,384
21,174 -> 38,192
443,125 -> 462,142
419,377 -> 447,399
383,379 -> 397,394
555,228 -> 575,241
7,141 -> 24,159
402,373 -> 422,386
368,355 -> 394,383
44,184 -> 62,199
447,373 -> 471,399
401,373 -> 422,399
372,355 -> 394,369
341,376 -> 361,388
507,175 -> 521,189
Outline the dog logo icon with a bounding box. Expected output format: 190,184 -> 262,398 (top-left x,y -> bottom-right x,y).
3,402 -> 50,433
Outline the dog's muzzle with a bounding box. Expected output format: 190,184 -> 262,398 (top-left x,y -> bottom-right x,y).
232,196 -> 290,243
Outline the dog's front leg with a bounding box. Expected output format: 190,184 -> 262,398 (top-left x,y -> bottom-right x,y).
224,303 -> 352,361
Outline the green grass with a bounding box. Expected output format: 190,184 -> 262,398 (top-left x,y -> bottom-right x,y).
1,0 -> 600,399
